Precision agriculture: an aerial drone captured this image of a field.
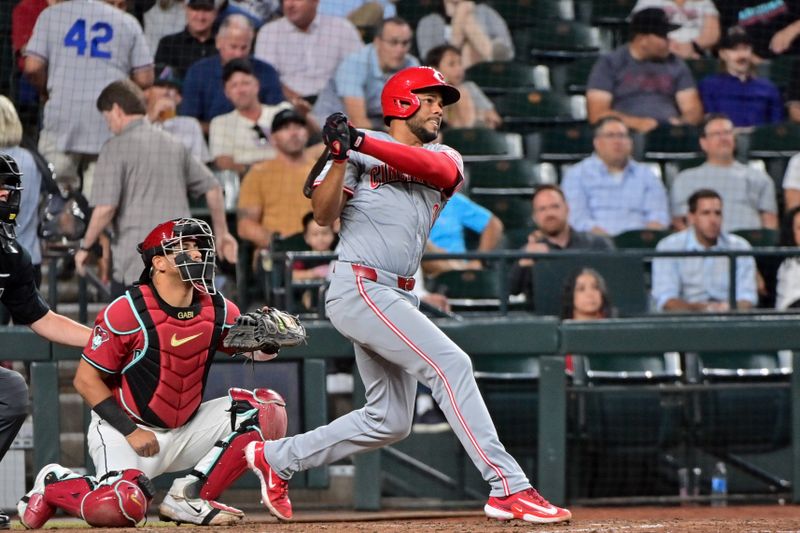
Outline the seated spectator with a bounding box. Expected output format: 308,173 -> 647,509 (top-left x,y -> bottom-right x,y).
652,188 -> 757,311
509,185 -> 614,303
671,113 -> 777,231
424,44 -> 501,129
426,192 -> 503,272
292,211 -> 336,282
237,108 -> 323,250
717,1 -> 800,59
561,117 -> 670,236
145,64 -> 211,163
587,7 -> 703,132
561,267 -> 613,321
254,0 -> 363,110
776,206 -> 800,309
144,0 -> 187,55
319,0 -> 397,29
417,0 -> 513,70
313,16 -> 419,129
632,0 -> 720,58
0,96 -> 42,275
209,58 -> 295,176
179,14 -> 283,131
11,0 -> 53,122
221,0 -> 279,28
782,151 -> 800,210
698,27 -> 783,127
154,0 -> 217,77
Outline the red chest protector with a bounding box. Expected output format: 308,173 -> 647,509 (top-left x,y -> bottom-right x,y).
119,284 -> 226,428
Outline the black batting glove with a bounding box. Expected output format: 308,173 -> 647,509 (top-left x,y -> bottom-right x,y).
348,123 -> 365,151
323,112 -> 351,161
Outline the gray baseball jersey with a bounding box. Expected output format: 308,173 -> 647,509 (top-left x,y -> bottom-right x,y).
25,0 -> 153,154
263,130 -> 531,498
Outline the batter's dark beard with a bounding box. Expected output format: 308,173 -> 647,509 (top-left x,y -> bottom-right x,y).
408,119 -> 438,143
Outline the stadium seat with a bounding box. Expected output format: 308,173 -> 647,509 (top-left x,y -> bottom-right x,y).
761,55 -> 799,93
747,122 -> 800,158
465,62 -> 550,95
492,91 -> 585,126
693,351 -> 791,455
504,226 -> 535,249
470,194 -> 533,228
441,128 -> 523,162
268,232 -> 311,308
532,254 -> 647,316
526,123 -> 595,163
235,239 -> 262,311
613,229 -> 672,249
465,159 -> 541,195
551,56 -> 600,95
395,0 -> 437,38
432,269 -> 502,311
731,228 -> 780,247
584,0 -> 636,47
514,20 -> 603,61
486,0 -> 566,29
686,57 -> 720,82
643,125 -> 702,161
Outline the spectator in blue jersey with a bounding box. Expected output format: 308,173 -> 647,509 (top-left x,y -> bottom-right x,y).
425,192 -> 503,274
179,14 -> 283,132
699,26 -> 783,128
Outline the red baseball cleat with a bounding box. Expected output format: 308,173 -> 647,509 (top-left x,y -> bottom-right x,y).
244,441 -> 292,521
484,488 -> 571,524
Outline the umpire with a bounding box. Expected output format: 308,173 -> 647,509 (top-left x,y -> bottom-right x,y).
0,153 -> 92,529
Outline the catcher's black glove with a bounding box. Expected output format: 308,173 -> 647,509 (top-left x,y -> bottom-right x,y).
223,307 -> 307,354
323,112 -> 351,161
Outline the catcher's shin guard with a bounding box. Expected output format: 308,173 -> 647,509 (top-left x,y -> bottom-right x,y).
195,388 -> 287,501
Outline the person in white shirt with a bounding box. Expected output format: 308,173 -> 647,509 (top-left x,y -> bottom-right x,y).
776,206 -> 800,310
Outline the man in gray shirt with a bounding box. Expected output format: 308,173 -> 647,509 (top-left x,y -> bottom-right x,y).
671,113 -> 778,232
74,80 -> 237,297
586,7 -> 703,132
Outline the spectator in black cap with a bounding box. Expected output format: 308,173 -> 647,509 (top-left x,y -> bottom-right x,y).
145,64 -> 212,162
699,27 -> 783,128
237,107 -> 326,252
631,0 -> 720,59
154,0 -> 219,77
209,58 -> 299,176
586,7 -> 703,132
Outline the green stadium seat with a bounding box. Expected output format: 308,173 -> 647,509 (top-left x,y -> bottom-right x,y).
395,0 -> 437,36
465,62 -> 550,95
441,128 -> 523,162
470,194 -> 533,228
486,0 -> 565,29
432,269 -> 502,311
748,122 -> 800,158
613,229 -> 672,249
492,91 -> 585,126
533,254 -> 647,316
584,0 -> 636,48
504,226 -> 535,249
686,57 -> 720,82
761,55 -> 800,93
526,123 -> 595,163
643,125 -> 701,161
466,159 -> 541,194
514,20 -> 603,61
732,228 -> 780,247
552,56 -> 600,95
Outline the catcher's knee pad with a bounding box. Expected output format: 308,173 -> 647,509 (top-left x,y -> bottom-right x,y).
80,470 -> 154,527
229,387 -> 288,441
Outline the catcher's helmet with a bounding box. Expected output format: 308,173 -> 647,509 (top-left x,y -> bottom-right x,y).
381,66 -> 460,126
137,217 -> 217,294
0,153 -> 23,225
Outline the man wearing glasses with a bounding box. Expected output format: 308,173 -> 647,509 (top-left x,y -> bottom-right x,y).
313,16 -> 418,129
561,116 -> 670,237
671,113 -> 778,231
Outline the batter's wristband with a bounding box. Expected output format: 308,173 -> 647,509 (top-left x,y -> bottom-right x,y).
93,397 -> 138,436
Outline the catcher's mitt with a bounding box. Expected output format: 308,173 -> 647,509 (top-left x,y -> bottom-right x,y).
224,307 -> 307,354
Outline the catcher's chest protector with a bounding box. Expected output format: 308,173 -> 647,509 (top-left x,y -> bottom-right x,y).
121,285 -> 225,428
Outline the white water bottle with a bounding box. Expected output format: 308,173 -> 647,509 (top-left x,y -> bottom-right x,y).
710,461 -> 728,507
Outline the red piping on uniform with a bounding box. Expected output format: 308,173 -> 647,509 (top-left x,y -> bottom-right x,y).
359,135 -> 460,190
354,275 -> 511,496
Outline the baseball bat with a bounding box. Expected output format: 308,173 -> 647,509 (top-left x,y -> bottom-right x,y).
302,146 -> 331,199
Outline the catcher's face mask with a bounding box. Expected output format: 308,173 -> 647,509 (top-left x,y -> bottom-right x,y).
139,218 -> 217,294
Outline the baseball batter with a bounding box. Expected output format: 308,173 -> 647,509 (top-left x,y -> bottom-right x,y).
245,66 -> 571,524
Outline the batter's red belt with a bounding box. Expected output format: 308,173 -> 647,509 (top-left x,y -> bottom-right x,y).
343,262 -> 416,291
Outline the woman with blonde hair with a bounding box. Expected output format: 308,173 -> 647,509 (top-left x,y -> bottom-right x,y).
0,95 -> 42,280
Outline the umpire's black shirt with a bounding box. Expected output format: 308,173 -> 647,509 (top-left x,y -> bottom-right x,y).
0,245 -> 49,325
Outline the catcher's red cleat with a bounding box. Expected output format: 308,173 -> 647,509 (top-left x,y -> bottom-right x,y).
244,442 -> 292,521
484,488 -> 571,524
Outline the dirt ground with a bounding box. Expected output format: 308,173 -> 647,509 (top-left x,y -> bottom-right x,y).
19,505 -> 800,533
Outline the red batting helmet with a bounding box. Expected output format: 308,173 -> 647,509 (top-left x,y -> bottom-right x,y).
381,66 -> 460,125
